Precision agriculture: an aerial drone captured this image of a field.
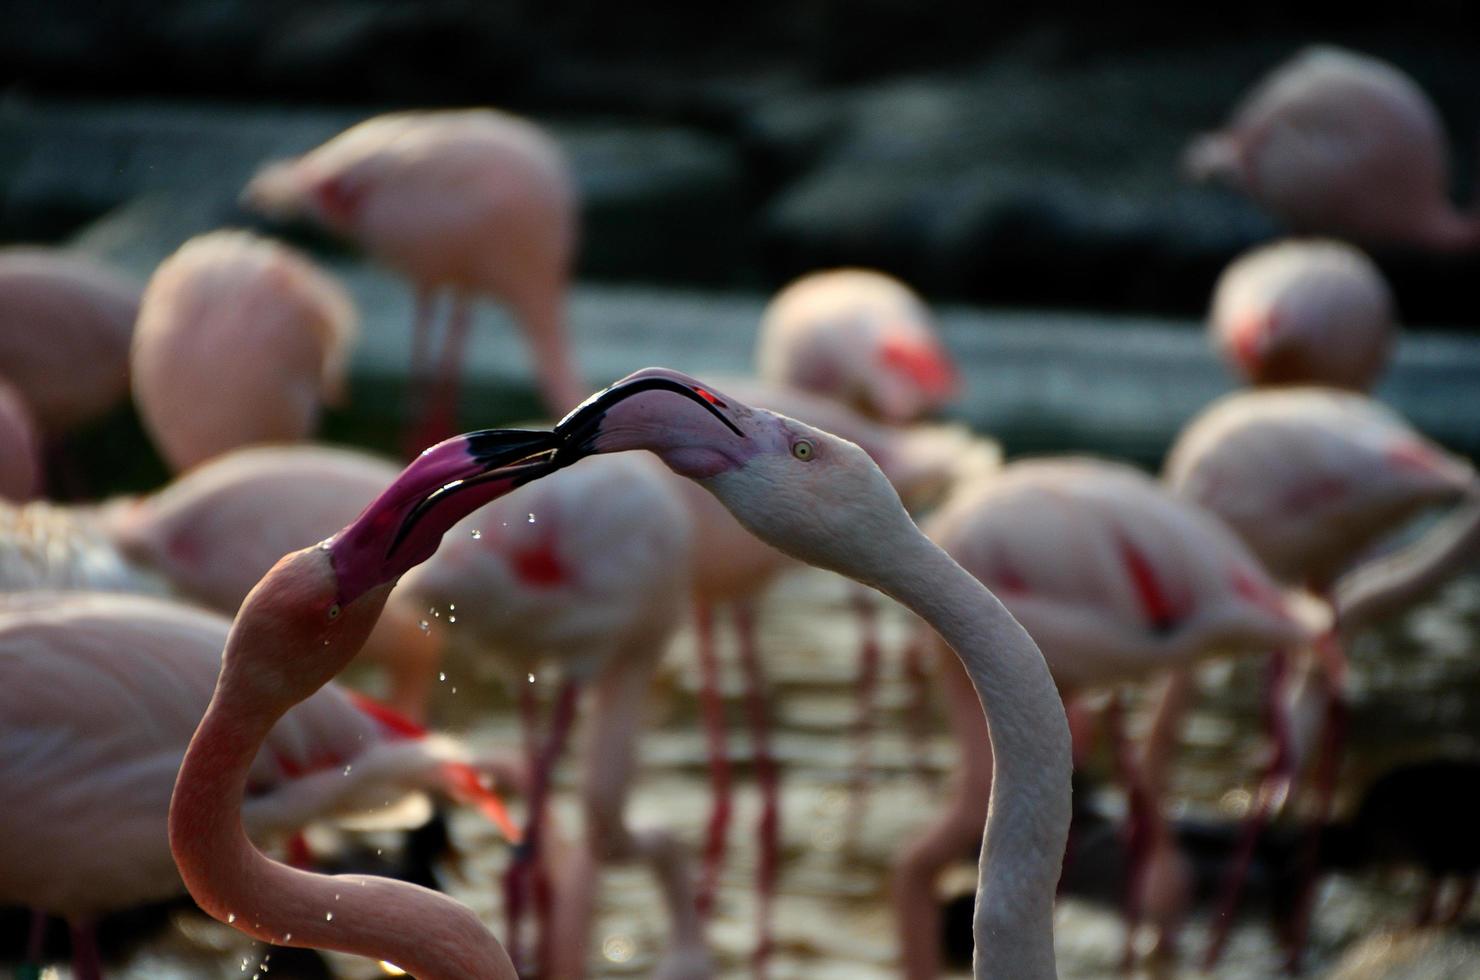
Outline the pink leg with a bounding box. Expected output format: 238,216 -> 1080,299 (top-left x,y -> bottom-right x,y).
694,601 -> 733,919
736,600 -> 779,977
505,680 -> 580,974
401,287 -> 440,458
416,293 -> 473,449
1283,634 -> 1349,974
1103,692 -> 1153,971
68,918 -> 102,980
1204,650 -> 1295,970
845,588 -> 881,846
901,629 -> 935,784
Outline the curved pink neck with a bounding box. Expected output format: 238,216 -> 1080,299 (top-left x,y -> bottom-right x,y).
872,532 -> 1071,979
169,597 -> 517,979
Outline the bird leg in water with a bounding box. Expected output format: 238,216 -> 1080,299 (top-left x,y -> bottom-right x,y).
693,601 -> 733,918
68,919 -> 102,980
736,600 -> 779,976
402,287 -> 441,457
1204,649 -> 1296,970
412,294 -> 473,452
505,679 -> 580,974
844,587 -> 881,848
1282,632 -> 1349,974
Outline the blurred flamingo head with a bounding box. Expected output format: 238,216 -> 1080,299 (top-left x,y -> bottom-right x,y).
328,429 -> 561,604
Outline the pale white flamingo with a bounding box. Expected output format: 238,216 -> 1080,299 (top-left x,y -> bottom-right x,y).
896,457 -> 1312,977
131,230 -> 357,472
0,247 -> 139,436
402,454 -> 708,977
1160,387 -> 1480,967
756,268 -> 959,424
1209,238 -> 1395,391
1,590 -> 519,980
1185,46 -> 1480,250
242,109 -> 581,446
169,369 -> 1069,980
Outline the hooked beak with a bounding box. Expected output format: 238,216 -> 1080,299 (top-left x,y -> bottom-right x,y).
551,370 -> 745,467
330,428 -> 563,604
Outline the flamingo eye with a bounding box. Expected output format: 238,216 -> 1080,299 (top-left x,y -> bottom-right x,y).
327,603 -> 342,621
791,439 -> 816,461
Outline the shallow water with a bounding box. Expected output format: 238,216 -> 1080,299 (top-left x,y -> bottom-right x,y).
38,568 -> 1480,979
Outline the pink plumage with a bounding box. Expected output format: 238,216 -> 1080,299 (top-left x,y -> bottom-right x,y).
1186,46 -> 1480,250
756,269 -> 959,424
0,247 -> 139,434
1209,239 -> 1395,391
132,230 -> 358,472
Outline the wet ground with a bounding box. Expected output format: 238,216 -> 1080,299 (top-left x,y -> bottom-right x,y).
34,560 -> 1480,979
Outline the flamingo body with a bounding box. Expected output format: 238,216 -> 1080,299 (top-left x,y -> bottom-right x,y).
1210,239 -> 1395,390
0,248 -> 139,433
1186,46 -> 1480,250
132,231 -> 357,472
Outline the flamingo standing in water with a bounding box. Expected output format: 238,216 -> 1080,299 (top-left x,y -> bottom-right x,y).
242,109 -> 582,446
1,590 -> 520,980
1209,239 -> 1396,391
131,230 -> 358,472
402,454 -> 708,978
1158,387 -> 1480,967
170,368 -> 1071,980
894,457 -> 1313,978
1185,46 -> 1480,250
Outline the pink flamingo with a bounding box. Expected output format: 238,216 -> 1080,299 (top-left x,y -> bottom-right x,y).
242,109 -> 582,445
170,369 -> 1071,979
1,590 -> 520,980
894,457 -> 1312,978
0,379 -> 41,501
404,454 -> 708,977
756,269 -> 959,424
131,230 -> 358,472
1160,387 -> 1480,968
1185,46 -> 1480,250
1209,239 -> 1396,391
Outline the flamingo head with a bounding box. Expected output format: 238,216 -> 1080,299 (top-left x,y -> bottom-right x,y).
551,367 -> 920,590
328,429 -> 562,605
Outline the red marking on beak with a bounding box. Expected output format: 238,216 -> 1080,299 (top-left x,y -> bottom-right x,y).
693,387 -> 724,407
879,336 -> 959,398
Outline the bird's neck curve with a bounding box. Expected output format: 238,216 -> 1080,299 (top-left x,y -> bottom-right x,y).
169,565 -> 517,980
872,530 -> 1070,980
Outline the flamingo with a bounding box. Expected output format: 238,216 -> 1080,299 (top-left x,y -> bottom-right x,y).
1185,46 -> 1480,250
131,230 -> 358,472
170,368 -> 1070,980
241,109 -> 582,446
0,247 -> 139,436
1159,387 -> 1480,967
403,453 -> 707,977
0,379 -> 41,502
894,457 -> 1313,977
1209,239 -> 1395,391
1,590 -> 520,980
756,268 -> 959,424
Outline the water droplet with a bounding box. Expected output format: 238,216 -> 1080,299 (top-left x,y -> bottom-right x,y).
527,672 -> 536,684
418,620 -> 430,633
376,848 -> 383,856
448,614 -> 457,623
448,602 -> 456,611
325,912 -> 334,922
227,913 -> 237,923
343,765 -> 352,775
439,672 -> 447,682
470,530 -> 482,540
432,608 -> 440,618
527,512 -> 536,523
335,893 -> 341,901
284,933 -> 292,942
450,686 -> 457,693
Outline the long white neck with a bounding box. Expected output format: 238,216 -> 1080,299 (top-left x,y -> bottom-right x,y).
1334,493 -> 1480,635
869,530 -> 1070,979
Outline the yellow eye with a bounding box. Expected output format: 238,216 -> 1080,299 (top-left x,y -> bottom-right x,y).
791,439 -> 815,461
327,603 -> 341,621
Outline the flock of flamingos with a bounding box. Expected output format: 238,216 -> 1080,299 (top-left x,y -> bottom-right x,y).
2,41 -> 1479,980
